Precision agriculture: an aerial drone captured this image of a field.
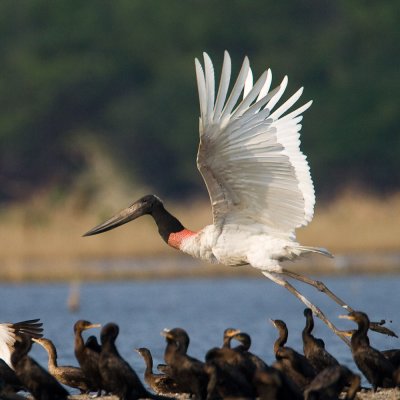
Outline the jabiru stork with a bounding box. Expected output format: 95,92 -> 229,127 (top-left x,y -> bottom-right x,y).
84,51 -> 395,343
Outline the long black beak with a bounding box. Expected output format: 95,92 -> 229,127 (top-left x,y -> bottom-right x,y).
83,201 -> 146,237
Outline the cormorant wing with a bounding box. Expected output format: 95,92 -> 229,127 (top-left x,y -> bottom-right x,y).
0,319 -> 43,369
195,51 -> 314,237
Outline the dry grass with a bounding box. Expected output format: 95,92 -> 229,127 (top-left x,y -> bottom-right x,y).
0,189 -> 399,280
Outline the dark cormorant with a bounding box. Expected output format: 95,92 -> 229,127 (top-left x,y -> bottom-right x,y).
221,327 -> 241,348
302,308 -> 339,373
232,331 -> 269,371
135,347 -> 180,396
0,319 -> 43,369
381,348 -> 400,368
11,334 -> 69,400
340,311 -> 396,391
205,331 -> 261,399
204,359 -> 256,399
85,335 -> 102,353
270,319 -> 316,390
304,365 -> 361,400
73,320 -> 103,394
33,337 -> 93,393
253,367 -> 303,400
99,323 -> 169,400
161,327 -> 208,399
0,359 -> 24,395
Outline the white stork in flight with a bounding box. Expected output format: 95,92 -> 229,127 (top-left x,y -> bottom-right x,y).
84,52 -> 395,343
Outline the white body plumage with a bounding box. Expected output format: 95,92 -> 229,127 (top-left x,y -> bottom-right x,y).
177,51 -> 330,270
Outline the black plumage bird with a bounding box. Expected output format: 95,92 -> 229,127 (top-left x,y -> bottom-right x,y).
221,327 -> 241,348
270,319 -> 316,391
205,331 -> 259,399
99,323 -> 169,400
135,347 -> 180,396
232,331 -> 269,371
340,311 -> 396,391
253,367 -> 303,400
73,320 -> 102,394
0,359 -> 24,395
304,365 -> 361,400
162,327 -> 208,399
302,308 -> 339,373
11,334 -> 69,400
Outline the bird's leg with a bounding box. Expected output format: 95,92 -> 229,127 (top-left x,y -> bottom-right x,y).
281,268 -> 350,308
262,271 -> 351,346
280,268 -> 398,338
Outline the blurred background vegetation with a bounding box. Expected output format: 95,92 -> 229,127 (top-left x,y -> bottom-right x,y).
1,0 -> 398,204
0,0 -> 399,273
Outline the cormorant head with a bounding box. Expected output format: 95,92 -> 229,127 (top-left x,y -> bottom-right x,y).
223,327 -> 241,338
232,332 -> 251,349
135,347 -> 151,359
32,337 -> 58,357
339,311 -> 370,325
101,322 -> 119,344
161,327 -> 190,351
269,319 -> 287,332
83,194 -> 163,236
304,308 -> 312,318
74,320 -> 101,334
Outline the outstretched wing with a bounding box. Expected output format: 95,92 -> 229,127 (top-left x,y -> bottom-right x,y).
0,319 -> 43,369
195,51 -> 315,237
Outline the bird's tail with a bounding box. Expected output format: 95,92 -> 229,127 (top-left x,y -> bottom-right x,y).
295,246 -> 333,258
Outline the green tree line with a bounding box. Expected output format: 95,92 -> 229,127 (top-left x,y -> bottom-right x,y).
0,0 -> 398,203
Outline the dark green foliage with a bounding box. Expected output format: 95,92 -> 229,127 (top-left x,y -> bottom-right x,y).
0,0 -> 398,202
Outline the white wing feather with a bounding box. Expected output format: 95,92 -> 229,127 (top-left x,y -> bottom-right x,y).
196,51 -> 315,237
0,323 -> 16,368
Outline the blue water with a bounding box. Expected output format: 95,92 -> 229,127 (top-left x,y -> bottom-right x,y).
1,275 -> 400,391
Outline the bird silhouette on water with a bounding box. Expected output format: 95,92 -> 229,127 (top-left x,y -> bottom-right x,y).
304,365 -> 361,400
340,311 -> 397,391
162,327 -> 208,399
270,319 -> 316,391
99,322 -> 171,400
302,308 -> 339,373
73,319 -> 103,395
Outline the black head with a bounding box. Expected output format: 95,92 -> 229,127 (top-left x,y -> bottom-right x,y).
232,332 -> 251,349
83,194 -> 163,236
223,327 -> 241,338
135,347 -> 151,359
85,335 -> 102,352
270,319 -> 287,332
74,320 -> 101,333
101,322 -> 119,344
339,311 -> 370,325
161,327 -> 190,351
304,308 -> 312,318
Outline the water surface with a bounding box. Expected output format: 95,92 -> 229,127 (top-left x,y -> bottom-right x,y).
2,275 -> 399,389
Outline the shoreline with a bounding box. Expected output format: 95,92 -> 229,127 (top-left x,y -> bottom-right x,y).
0,251 -> 399,283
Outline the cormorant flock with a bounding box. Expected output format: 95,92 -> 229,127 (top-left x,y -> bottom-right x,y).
0,309 -> 399,399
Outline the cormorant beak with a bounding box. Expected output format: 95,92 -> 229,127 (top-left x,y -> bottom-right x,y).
83,200 -> 147,237
32,338 -> 42,344
226,329 -> 241,337
161,328 -> 173,339
84,323 -> 102,330
338,314 -> 355,321
269,318 -> 276,327
342,330 -> 354,337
